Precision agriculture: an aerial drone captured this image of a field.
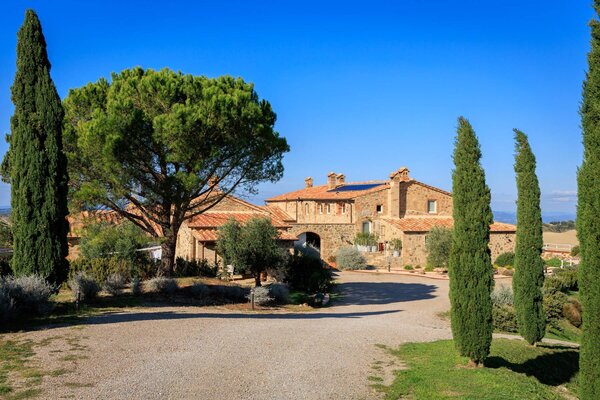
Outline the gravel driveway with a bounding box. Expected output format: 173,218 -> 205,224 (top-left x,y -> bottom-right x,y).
26,271 -> 454,399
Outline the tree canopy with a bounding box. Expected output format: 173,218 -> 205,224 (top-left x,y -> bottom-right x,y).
63,68 -> 289,275
449,116 -> 494,366
1,9 -> 69,285
217,217 -> 284,287
578,0 -> 600,396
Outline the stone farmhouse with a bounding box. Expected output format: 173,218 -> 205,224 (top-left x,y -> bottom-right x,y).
265,167 -> 516,266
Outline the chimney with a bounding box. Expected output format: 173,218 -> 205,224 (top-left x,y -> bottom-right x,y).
305,177 -> 313,188
336,173 -> 345,186
390,167 -> 410,182
327,172 -> 337,190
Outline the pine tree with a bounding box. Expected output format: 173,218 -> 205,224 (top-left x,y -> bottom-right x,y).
512,129 -> 546,345
449,116 -> 493,366
578,1 -> 600,397
1,10 -> 69,285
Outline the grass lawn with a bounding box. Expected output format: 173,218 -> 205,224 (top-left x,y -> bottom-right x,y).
377,339 -> 578,400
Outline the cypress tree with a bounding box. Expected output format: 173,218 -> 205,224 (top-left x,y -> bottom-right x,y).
578,1 -> 600,397
512,129 -> 546,345
1,10 -> 69,285
449,116 -> 493,366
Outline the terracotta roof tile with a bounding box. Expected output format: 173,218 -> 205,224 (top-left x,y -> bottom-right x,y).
266,181 -> 389,201
383,217 -> 516,233
263,205 -> 295,222
188,212 -> 290,229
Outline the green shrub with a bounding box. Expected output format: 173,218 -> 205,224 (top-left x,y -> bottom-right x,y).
425,226 -> 452,268
424,265 -> 434,272
284,251 -> 332,293
554,267 -> 578,291
544,291 -> 568,328
336,247 -> 366,270
69,273 -> 100,302
404,265 -> 414,270
146,277 -> 178,295
189,283 -> 210,298
69,256 -> 152,283
494,252 -> 515,267
492,305 -> 518,333
390,238 -> 403,252
80,220 -> 153,264
268,283 -> 290,304
174,257 -> 218,278
543,276 -> 564,295
354,232 -> 378,247
545,258 -> 562,268
0,258 -> 11,277
571,245 -> 580,257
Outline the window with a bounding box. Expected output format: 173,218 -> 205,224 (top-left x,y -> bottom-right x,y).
376,204 -> 383,214
427,200 -> 437,214
326,203 -> 331,214
362,221 -> 371,233
341,203 -> 347,214
318,203 -> 323,214
305,203 -> 310,215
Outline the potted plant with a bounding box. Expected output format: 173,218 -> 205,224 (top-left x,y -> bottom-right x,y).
390,238 -> 402,257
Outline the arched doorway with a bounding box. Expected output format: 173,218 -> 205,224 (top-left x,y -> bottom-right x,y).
296,232 -> 321,253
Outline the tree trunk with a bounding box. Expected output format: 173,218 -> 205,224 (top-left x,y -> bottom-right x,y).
161,234 -> 177,277
254,273 -> 262,287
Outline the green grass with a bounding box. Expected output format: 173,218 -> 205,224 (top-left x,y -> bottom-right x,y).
379,339 -> 578,400
0,339 -> 37,397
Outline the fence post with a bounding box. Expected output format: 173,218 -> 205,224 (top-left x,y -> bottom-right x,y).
251,288 -> 255,310
75,290 -> 80,312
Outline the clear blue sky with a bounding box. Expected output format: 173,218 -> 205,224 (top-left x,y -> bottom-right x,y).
0,1 -> 592,214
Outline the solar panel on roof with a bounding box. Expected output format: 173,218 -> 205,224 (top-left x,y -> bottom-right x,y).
328,183 -> 383,192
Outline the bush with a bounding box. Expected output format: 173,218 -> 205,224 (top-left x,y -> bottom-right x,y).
554,268 -> 578,291
283,251 -> 333,293
0,275 -> 54,320
69,273 -> 100,302
494,252 -> 515,267
404,265 -> 413,270
69,256 -> 154,283
501,268 -> 514,277
336,247 -> 366,271
103,273 -> 125,296
354,232 -> 378,247
174,257 -> 218,278
492,305 -> 518,333
131,277 -> 142,296
146,277 -> 178,295
0,258 -> 11,277
80,220 -> 153,264
248,286 -> 273,306
544,291 -> 568,328
491,284 -> 514,307
268,283 -> 290,304
426,226 -> 453,268
189,283 -> 210,298
571,245 -> 580,257
545,257 -> 562,268
563,299 -> 582,328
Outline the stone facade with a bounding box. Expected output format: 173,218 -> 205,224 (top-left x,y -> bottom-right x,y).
266,167 -> 517,266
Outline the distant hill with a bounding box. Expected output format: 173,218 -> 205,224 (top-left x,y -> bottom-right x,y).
493,211 -> 576,225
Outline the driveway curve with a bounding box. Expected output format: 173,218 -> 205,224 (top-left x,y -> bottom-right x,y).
33,271 -> 453,399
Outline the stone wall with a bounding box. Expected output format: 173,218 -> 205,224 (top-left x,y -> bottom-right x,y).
399,182 -> 452,217
289,223 -> 356,261
489,232 -> 516,262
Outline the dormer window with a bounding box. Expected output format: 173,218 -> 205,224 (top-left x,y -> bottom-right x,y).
427,200 -> 437,214
376,204 -> 383,214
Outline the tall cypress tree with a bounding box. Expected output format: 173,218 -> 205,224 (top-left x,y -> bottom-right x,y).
578,1 -> 600,397
513,129 -> 546,345
1,10 -> 69,285
449,116 -> 493,366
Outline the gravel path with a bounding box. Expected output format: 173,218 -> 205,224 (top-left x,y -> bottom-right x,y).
22,271 -> 454,399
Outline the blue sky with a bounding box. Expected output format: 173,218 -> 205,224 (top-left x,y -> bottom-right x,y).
0,1 -> 592,214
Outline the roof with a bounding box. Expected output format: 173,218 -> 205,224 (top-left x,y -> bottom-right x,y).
191,228 -> 297,242
383,217 -> 516,233
263,205 -> 295,222
266,181 -> 389,201
67,209 -> 123,238
188,211 -> 290,229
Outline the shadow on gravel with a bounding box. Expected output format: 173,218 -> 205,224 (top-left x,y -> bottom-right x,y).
68,309 -> 403,326
335,282 -> 437,306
